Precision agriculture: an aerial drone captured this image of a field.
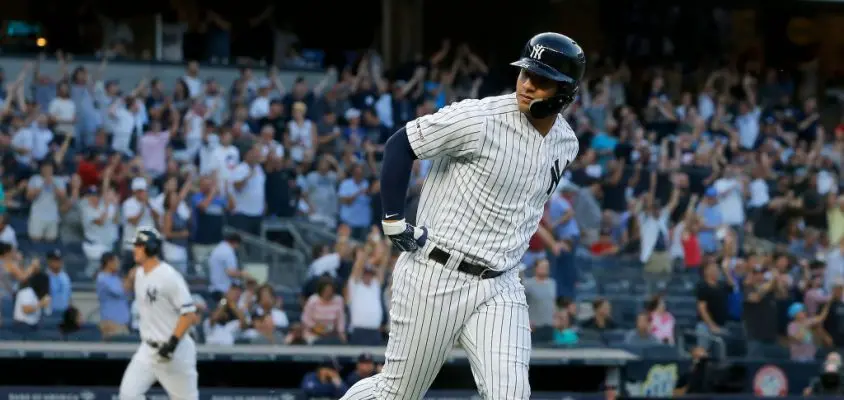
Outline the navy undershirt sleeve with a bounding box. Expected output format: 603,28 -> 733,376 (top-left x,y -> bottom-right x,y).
380,127 -> 418,220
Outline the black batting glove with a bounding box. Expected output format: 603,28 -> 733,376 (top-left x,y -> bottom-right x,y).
157,335 -> 180,361
382,219 -> 428,252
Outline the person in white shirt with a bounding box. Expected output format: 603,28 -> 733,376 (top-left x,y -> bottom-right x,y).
121,178 -> 157,270
12,114 -> 54,166
207,233 -> 249,302
713,165 -> 746,230
344,246 -> 386,346
257,125 -> 284,161
228,146 -> 265,235
182,61 -> 203,98
0,215 -> 18,248
200,130 -> 240,192
12,271 -> 51,331
118,228 -> 199,400
81,185 -> 120,264
287,101 -> 317,163
26,161 -> 67,242
174,103 -> 208,163
637,187 -> 681,278
241,284 -> 290,342
107,97 -> 138,156
308,244 -> 342,278
48,82 -> 76,137
248,79 -> 272,120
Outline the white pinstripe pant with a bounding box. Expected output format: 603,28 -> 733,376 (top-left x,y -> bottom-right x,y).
342,250 -> 532,400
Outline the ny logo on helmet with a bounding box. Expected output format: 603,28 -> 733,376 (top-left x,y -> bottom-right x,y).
530,45 -> 547,60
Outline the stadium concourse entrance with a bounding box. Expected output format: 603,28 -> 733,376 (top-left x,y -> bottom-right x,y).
0,342 -> 630,393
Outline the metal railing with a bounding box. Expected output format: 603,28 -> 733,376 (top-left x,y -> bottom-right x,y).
223,226 -> 307,291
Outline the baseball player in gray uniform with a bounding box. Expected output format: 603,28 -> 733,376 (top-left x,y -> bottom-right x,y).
342,32 -> 586,400
118,227 -> 199,400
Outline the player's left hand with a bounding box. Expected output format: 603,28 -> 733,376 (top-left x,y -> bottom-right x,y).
382,219 -> 427,252
157,336 -> 180,361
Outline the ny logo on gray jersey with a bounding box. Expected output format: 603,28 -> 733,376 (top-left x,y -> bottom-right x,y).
546,159 -> 566,195
146,287 -> 158,303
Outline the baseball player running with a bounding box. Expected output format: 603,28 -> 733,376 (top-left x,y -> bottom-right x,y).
119,227 -> 199,400
342,33 -> 585,400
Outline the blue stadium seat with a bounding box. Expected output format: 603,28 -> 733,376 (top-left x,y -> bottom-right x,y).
65,329 -> 102,342
0,328 -> 23,341
24,329 -> 64,341
106,333 -> 141,343
1,298 -> 13,317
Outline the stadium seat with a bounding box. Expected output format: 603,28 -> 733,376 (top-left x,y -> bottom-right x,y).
0,329 -> 23,341
24,329 -> 64,341
1,298 -> 13,316
65,329 -> 102,342
106,333 -> 141,343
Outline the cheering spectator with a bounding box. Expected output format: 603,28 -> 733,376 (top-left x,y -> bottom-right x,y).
301,277 -> 347,344
81,169 -> 120,263
205,285 -> 248,346
26,161 -> 67,242
190,175 -> 232,267
788,301 -> 831,362
120,177 -> 155,268
95,252 -> 131,338
302,156 -> 340,228
287,101 -> 317,164
251,284 -> 289,330
742,264 -> 779,358
229,146 -> 266,235
695,258 -> 735,355
345,245 -> 386,346
12,270 -> 50,331
338,163 -> 372,241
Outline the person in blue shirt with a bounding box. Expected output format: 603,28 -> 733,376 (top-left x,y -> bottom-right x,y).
45,249 -> 71,314
301,360 -> 348,399
95,252 -> 131,338
337,164 -> 373,241
696,188 -> 723,254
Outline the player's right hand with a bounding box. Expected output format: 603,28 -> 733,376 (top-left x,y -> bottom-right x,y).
382,219 -> 427,252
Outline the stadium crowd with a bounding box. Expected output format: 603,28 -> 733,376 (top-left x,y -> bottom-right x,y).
0,23 -> 842,382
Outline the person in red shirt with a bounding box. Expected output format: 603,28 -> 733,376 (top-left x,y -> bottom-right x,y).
590,227 -> 619,256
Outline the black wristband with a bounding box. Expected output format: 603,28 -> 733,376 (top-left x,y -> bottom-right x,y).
167,335 -> 180,347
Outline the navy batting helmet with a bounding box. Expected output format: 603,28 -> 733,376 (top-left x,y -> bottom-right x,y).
511,32 -> 586,119
133,227 -> 162,257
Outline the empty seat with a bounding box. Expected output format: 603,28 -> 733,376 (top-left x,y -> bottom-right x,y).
106,333 -> 141,343
24,329 -> 64,341
65,329 -> 103,342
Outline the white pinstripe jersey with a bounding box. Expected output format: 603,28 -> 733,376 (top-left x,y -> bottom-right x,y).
134,262 -> 197,342
406,93 -> 580,272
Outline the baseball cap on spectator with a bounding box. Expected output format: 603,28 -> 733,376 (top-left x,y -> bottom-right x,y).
258,78 -> 272,90
705,187 -> 718,198
788,303 -> 806,319
85,185 -> 99,196
46,249 -> 62,261
363,265 -> 376,275
131,177 -> 147,191
358,353 -> 374,364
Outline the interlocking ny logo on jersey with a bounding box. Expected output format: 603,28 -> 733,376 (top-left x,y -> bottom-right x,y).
530,45 -> 547,60
146,287 -> 158,303
546,159 -> 566,195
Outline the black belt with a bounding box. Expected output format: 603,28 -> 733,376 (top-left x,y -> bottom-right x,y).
429,247 -> 503,279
